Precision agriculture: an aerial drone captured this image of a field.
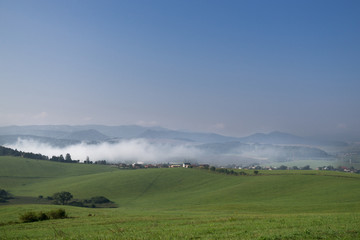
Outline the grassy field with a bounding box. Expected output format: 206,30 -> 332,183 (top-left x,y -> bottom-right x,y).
1,156 -> 360,239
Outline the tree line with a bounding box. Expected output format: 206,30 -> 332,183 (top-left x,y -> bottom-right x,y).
0,145 -> 79,163
41,191 -> 114,208
0,145 -> 48,160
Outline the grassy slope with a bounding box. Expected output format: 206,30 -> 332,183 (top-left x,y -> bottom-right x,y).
0,156 -> 115,190
1,156 -> 360,239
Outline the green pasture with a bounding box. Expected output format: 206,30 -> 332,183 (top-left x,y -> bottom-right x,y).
1,156 -> 360,239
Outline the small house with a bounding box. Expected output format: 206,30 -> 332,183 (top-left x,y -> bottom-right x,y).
183,163 -> 191,168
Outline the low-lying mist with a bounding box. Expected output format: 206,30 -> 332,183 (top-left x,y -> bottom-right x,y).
5,138 -> 332,167
5,138 -> 205,164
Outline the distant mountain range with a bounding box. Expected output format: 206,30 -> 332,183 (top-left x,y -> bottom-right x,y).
239,131 -> 348,147
0,125 -> 348,146
0,125 -> 350,165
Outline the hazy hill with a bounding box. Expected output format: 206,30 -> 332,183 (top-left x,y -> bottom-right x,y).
0,125 -> 163,141
138,129 -> 240,143
0,125 -> 348,146
62,129 -> 109,142
83,125 -> 165,138
240,131 -> 306,144
0,135 -> 80,147
197,142 -> 329,161
239,131 -> 348,146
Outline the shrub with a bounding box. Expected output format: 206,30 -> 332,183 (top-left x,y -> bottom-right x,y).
19,209 -> 67,223
48,209 -> 67,219
37,212 -> 50,221
20,212 -> 39,223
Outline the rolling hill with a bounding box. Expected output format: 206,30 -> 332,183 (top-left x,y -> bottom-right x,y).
1,156 -> 360,239
1,156 -> 360,213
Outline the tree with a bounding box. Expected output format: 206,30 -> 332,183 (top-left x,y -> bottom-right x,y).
84,156 -> 92,164
65,153 -> 72,162
301,165 -> 311,170
53,191 -> 73,205
0,189 -> 12,202
326,165 -> 334,170
278,165 -> 288,170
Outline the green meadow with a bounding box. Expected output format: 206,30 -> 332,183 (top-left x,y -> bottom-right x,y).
1,156 -> 360,239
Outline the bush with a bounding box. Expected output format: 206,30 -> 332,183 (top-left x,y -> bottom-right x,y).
37,212 -> 50,221
20,209 -> 68,223
48,209 -> 67,219
20,212 -> 39,223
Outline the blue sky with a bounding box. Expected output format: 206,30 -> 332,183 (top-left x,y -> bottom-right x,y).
1,0 -> 359,138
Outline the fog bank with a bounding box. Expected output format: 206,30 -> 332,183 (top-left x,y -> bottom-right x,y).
5,138 -> 204,163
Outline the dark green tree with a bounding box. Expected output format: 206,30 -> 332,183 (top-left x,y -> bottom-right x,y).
84,156 -> 92,164
53,191 -> 73,205
0,189 -> 12,202
65,153 -> 72,162
301,165 -> 311,170
278,165 -> 288,170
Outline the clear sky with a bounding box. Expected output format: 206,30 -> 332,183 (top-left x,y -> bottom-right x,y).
1,0 -> 359,138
